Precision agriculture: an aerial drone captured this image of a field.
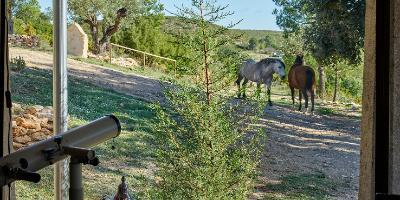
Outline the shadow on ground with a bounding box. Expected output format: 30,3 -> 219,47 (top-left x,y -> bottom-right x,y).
251,101 -> 360,199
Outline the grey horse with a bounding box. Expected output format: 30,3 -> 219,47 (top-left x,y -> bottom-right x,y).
236,58 -> 286,106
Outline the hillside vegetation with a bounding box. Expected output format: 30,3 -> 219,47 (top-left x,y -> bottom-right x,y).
164,16 -> 284,51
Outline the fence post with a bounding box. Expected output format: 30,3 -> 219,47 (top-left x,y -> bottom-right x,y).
143,53 -> 146,67
174,61 -> 177,77
110,43 -> 176,71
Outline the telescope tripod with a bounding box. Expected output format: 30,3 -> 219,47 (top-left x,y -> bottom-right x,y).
1,136 -> 100,200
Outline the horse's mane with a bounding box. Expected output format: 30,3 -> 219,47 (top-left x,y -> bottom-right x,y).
259,58 -> 285,68
294,55 -> 304,66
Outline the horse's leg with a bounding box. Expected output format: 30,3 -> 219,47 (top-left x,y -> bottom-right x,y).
267,86 -> 272,106
311,89 -> 315,114
302,89 -> 309,113
264,79 -> 272,106
236,75 -> 243,98
256,82 -> 261,99
290,87 -> 295,108
242,78 -> 249,98
298,90 -> 302,111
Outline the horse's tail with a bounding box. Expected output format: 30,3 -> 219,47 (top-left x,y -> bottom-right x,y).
306,69 -> 314,90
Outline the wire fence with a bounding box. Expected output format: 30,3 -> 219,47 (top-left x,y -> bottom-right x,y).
109,43 -> 177,76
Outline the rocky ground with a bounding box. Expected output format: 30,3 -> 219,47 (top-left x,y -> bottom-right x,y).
12,104 -> 54,149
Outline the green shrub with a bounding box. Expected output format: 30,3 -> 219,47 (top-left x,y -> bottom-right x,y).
147,84 -> 264,199
10,56 -> 27,72
317,107 -> 335,115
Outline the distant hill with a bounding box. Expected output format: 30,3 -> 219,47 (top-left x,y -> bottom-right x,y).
230,29 -> 284,47
163,16 -> 284,50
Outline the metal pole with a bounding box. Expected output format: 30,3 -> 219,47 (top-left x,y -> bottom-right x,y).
69,163 -> 83,200
53,0 -> 69,199
1,1 -> 15,199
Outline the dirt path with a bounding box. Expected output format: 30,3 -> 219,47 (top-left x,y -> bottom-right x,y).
255,104 -> 360,199
11,47 -> 360,199
10,47 -> 165,103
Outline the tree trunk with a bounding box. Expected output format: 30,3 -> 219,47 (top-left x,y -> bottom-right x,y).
89,23 -> 100,54
333,67 -> 339,102
200,5 -> 211,104
317,61 -> 326,100
86,8 -> 127,55
97,8 -> 128,54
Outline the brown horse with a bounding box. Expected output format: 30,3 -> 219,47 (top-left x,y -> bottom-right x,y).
288,55 -> 316,113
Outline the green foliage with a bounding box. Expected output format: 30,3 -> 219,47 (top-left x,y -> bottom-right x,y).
11,68 -> 156,199
68,0 -> 140,27
11,0 -> 53,45
162,16 -> 284,67
230,29 -> 284,50
10,56 -> 27,72
13,19 -> 36,36
247,38 -> 258,50
112,1 -> 176,70
68,0 -> 143,53
324,60 -> 363,103
317,107 -> 335,116
273,1 -> 365,102
216,46 -> 249,80
12,0 -> 41,20
147,84 -> 264,199
169,0 -> 244,101
273,0 -> 365,64
245,35 -> 279,53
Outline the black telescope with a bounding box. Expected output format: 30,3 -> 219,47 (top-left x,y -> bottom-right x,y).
0,115 -> 121,200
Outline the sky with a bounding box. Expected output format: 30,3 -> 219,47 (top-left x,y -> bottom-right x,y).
39,0 -> 281,31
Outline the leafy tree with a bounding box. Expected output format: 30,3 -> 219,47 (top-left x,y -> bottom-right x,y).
258,35 -> 274,50
170,0 -> 242,104
112,0 -> 169,67
12,0 -> 41,20
273,0 -> 365,100
10,0 -> 53,44
247,37 -> 257,50
68,0 -> 142,54
148,84 -> 263,199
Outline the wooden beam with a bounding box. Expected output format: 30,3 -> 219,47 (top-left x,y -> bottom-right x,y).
359,0 -> 377,199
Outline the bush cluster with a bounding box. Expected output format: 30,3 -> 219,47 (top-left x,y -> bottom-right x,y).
146,84 -> 264,199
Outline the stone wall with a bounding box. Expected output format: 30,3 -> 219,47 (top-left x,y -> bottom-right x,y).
12,104 -> 54,150
8,34 -> 39,47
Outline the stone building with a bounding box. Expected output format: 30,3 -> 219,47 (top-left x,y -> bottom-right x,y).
67,23 -> 88,58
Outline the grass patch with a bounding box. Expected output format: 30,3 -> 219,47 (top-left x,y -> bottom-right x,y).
263,173 -> 342,200
316,107 -> 335,115
12,68 -> 156,199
